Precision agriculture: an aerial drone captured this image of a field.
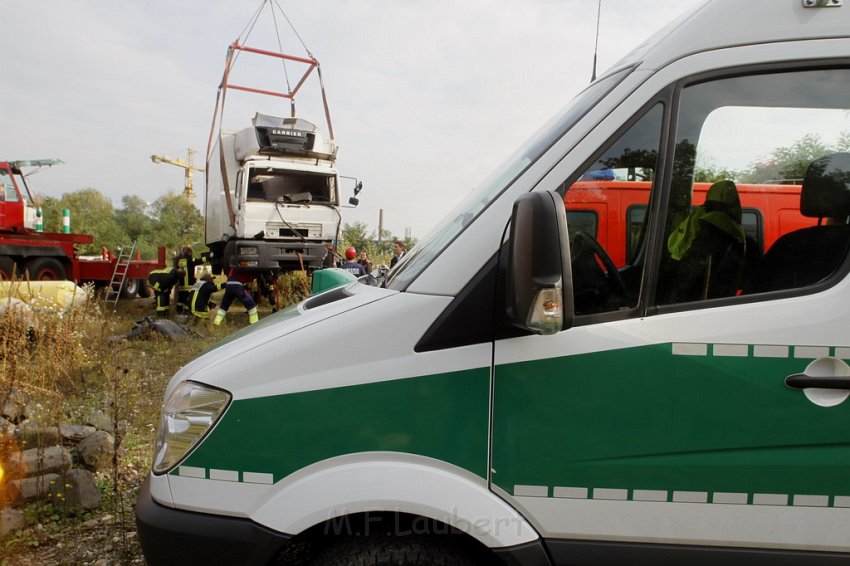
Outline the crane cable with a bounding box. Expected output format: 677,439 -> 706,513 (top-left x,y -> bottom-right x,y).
267,0 -> 334,138
269,3 -> 295,116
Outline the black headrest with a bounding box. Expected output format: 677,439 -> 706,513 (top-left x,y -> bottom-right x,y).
800,152 -> 850,219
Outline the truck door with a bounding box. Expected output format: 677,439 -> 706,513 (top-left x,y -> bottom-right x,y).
492,64 -> 850,561
0,166 -> 26,231
0,165 -> 11,228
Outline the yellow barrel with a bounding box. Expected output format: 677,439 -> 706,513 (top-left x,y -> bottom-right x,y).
0,280 -> 88,312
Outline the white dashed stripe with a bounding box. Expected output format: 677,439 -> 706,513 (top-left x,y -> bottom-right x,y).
515,487 -> 845,508
753,493 -> 788,506
672,343 -> 708,356
553,486 -> 588,499
175,466 -> 275,484
793,495 -> 829,507
712,344 -> 748,357
243,472 -> 274,485
673,491 -> 708,503
209,469 -> 239,482
514,485 -> 548,497
671,343 -> 845,358
713,492 -> 748,505
753,345 -> 789,358
178,466 -> 205,479
632,490 -> 667,502
593,488 -> 628,501
794,346 -> 830,358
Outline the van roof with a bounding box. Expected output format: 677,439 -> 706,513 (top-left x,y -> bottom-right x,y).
612,0 -> 850,75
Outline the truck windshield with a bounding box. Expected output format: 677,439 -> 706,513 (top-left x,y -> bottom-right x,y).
386,65 -> 635,290
245,168 -> 336,205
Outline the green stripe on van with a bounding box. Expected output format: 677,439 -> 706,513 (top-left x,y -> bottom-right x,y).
179,367 -> 490,482
492,343 -> 850,499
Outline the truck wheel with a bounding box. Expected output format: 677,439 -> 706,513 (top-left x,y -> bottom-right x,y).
25,258 -> 66,281
0,257 -> 18,280
312,535 -> 478,566
120,278 -> 140,298
136,279 -> 152,298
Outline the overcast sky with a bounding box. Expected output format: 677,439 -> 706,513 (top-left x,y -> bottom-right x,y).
2,0 -> 705,240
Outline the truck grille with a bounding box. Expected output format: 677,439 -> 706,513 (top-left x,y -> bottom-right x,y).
266,222 -> 322,239
279,227 -> 309,238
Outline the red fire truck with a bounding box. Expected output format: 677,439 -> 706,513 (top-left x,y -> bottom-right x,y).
565,179 -> 814,268
0,159 -> 165,297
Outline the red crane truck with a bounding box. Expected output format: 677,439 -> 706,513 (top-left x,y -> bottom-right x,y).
0,159 -> 165,297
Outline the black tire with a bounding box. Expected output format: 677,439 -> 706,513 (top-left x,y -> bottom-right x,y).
25,257 -> 66,281
312,535 -> 479,566
120,278 -> 140,299
136,279 -> 153,298
0,256 -> 18,280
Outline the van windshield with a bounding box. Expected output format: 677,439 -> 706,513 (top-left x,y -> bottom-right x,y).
386,65 -> 635,290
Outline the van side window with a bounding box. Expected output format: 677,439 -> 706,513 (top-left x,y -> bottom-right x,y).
656,68 -> 850,305
563,103 -> 663,316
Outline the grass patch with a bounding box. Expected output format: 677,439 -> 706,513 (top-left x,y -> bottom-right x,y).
0,275 -> 303,564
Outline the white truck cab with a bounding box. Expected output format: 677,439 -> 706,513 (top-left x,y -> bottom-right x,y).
205,113 -> 342,273
138,1 -> 850,564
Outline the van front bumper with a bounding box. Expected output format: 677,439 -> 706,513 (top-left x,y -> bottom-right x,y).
135,476 -> 290,565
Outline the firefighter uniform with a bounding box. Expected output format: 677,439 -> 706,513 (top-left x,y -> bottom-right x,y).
174,247 -> 203,315
147,267 -> 181,318
187,275 -> 223,321
214,270 -> 259,326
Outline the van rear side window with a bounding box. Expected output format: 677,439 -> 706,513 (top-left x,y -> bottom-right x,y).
657,68 -> 850,305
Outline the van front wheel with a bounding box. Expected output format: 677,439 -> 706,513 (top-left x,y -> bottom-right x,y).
313,535 -> 479,566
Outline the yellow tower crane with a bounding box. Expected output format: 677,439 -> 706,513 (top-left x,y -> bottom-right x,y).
150,148 -> 204,203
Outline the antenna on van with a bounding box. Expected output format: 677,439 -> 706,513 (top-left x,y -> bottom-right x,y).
591,0 -> 602,82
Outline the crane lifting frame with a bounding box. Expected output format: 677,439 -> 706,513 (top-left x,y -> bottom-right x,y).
223,42 -> 318,101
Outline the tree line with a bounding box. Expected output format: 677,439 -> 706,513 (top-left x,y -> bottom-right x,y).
38,189 -> 204,259
696,132 -> 850,183
38,187 -> 415,265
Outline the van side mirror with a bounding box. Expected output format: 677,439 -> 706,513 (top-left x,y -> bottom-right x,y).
507,191 -> 573,334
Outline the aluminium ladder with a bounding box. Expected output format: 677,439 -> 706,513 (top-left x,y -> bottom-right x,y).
104,241 -> 136,307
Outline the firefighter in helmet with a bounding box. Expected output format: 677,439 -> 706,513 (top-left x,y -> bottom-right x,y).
339,247 -> 367,277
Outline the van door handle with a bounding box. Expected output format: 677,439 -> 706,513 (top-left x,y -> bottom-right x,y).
785,373 -> 850,390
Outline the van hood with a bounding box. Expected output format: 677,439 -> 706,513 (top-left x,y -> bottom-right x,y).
165,282 -> 395,400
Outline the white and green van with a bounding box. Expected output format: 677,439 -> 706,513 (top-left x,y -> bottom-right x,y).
136,1 -> 850,564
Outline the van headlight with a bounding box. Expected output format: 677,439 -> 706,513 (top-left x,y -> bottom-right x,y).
152,381 -> 231,474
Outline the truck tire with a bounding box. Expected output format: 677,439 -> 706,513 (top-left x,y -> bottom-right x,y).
0,256 -> 18,280
120,278 -> 140,299
25,257 -> 66,281
136,279 -> 152,298
312,535 -> 479,566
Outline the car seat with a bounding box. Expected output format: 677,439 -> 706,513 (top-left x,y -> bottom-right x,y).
744,153 -> 850,294
661,179 -> 747,303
